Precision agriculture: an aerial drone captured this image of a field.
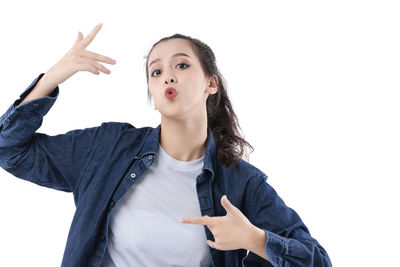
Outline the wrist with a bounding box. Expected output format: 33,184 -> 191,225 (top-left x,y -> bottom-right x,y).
247,225 -> 267,253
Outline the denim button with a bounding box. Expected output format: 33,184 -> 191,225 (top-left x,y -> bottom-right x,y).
130,173 -> 136,179
110,201 -> 115,207
148,155 -> 153,160
101,235 -> 105,241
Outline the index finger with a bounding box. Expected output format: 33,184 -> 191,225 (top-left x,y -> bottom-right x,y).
81,23 -> 103,48
180,216 -> 210,225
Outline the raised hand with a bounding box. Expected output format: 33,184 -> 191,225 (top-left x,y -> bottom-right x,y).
44,23 -> 117,87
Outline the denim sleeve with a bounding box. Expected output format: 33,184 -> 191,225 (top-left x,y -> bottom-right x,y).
242,172 -> 332,267
0,73 -> 102,193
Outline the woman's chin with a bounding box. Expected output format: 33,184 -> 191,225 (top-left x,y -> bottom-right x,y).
160,110 -> 188,121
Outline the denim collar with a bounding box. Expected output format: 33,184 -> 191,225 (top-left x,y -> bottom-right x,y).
138,123 -> 217,182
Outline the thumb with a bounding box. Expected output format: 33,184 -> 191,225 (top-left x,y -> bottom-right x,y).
221,195 -> 235,214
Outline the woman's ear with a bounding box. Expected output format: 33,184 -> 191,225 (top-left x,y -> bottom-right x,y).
207,75 -> 218,94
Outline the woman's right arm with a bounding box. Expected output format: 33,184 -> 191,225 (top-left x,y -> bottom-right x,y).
0,23 -> 116,194
18,22 -> 116,106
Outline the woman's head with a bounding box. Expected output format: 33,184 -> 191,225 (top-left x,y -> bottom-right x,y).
145,38 -> 218,120
144,34 -> 254,167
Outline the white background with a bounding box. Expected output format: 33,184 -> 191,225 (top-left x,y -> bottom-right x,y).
0,0 -> 399,266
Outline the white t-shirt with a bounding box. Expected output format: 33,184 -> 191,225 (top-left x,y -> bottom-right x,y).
100,143 -> 212,267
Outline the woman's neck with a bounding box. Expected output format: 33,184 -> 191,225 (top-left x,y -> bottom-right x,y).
159,117 -> 207,162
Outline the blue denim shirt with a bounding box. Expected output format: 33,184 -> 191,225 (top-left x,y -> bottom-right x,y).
0,73 -> 332,267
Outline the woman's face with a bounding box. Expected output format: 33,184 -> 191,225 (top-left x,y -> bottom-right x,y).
147,38 -> 217,120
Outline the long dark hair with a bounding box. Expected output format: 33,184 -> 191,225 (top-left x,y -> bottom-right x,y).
143,34 -> 254,167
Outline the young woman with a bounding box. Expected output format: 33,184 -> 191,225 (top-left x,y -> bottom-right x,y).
0,23 -> 332,267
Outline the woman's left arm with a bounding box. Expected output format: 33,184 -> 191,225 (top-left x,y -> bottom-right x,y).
242,172 -> 332,267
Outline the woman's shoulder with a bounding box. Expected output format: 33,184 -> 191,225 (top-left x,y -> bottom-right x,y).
100,121 -> 136,130
96,121 -> 156,143
99,121 -> 154,134
221,157 -> 269,186
239,157 -> 268,178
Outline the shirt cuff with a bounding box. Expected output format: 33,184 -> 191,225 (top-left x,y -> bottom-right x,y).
241,229 -> 287,267
13,73 -> 59,110
1,72 -> 59,119
0,73 -> 59,146
263,229 -> 287,267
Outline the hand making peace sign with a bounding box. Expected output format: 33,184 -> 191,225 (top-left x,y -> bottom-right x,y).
44,23 -> 117,87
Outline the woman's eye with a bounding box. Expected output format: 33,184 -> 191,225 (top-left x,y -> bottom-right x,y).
151,70 -> 161,77
177,63 -> 190,69
150,63 -> 190,77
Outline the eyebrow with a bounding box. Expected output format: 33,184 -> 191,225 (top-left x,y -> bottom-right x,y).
148,53 -> 191,68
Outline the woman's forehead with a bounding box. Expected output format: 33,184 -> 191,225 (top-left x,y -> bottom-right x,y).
149,39 -> 194,63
